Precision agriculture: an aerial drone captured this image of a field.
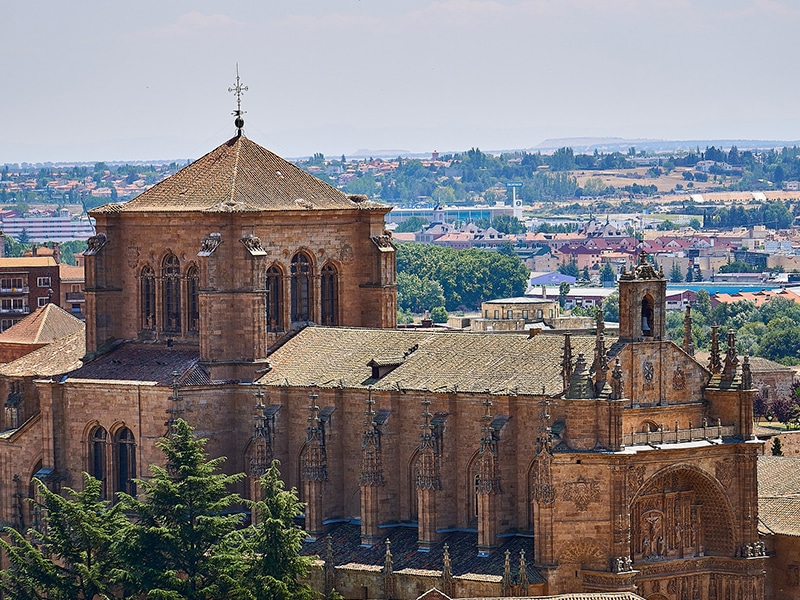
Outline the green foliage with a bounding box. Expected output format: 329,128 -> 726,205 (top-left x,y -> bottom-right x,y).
669,263 -> 683,283
245,461 -> 315,600
600,262 -> 616,284
558,282 -> 570,310
4,234 -> 29,257
58,240 -> 88,265
430,306 -> 449,323
396,243 -> 528,311
602,291 -> 620,322
558,260 -> 579,279
0,474 -> 129,599
657,219 -> 678,231
491,215 -> 526,234
395,216 -> 429,233
397,308 -> 414,324
117,419 -> 247,600
718,260 -> 758,274
397,272 -> 446,313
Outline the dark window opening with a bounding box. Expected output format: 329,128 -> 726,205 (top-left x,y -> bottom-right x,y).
163,254 -> 181,332
291,253 -> 311,322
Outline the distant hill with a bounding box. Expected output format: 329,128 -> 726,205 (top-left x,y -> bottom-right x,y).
532,137 -> 800,154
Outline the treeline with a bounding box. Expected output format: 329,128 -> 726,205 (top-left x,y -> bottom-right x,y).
0,420 -> 315,600
666,293 -> 800,365
396,242 -> 529,315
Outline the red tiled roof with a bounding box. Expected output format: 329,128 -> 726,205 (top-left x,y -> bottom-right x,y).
0,304 -> 84,345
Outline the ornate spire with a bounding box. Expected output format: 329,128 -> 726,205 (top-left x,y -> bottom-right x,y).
562,332 -> 573,392
302,392 -> 327,482
228,63 -> 248,136
611,356 -> 623,400
249,389 -> 272,478
566,352 -> 594,399
324,535 -> 335,595
383,539 -> 396,599
722,328 -> 739,381
532,399 -> 556,504
682,305 -> 695,356
441,543 -> 455,596
502,549 -> 513,596
593,332 -> 609,395
416,393 -> 440,491
360,387 -> 384,487
165,370 -> 185,436
476,394 -> 501,494
742,352 -> 753,390
708,324 -> 722,374
518,549 -> 529,593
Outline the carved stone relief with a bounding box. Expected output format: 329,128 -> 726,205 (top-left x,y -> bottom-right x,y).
561,476 -> 600,511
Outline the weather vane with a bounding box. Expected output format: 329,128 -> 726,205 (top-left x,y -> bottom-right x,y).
228,63 -> 248,136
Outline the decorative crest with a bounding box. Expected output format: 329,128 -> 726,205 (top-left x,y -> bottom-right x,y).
228,63 -> 248,136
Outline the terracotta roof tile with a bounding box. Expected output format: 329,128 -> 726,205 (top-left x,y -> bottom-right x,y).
0,329 -> 85,377
0,304 -> 84,345
259,327 -> 600,396
66,343 -> 207,386
91,135 -> 389,214
758,456 -> 800,536
59,264 -> 84,280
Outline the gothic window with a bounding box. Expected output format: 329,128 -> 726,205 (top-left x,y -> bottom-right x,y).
291,252 -> 312,322
115,428 -> 136,496
187,266 -> 199,332
266,265 -> 283,332
162,254 -> 181,332
141,266 -> 156,330
320,263 -> 338,326
90,426 -> 107,496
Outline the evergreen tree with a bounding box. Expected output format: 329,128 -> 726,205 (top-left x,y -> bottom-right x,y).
669,263 -> 683,283
118,419 -> 247,600
245,461 -> 315,600
0,474 -> 128,600
771,437 -> 783,456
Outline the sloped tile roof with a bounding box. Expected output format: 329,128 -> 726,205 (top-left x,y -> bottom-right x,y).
0,329 -> 85,377
0,257 -> 57,268
66,343 -> 207,386
259,327 -> 600,396
303,523 -> 544,583
758,456 -> 800,536
0,303 -> 84,345
746,356 -> 795,373
91,135 -> 388,214
59,263 -> 84,281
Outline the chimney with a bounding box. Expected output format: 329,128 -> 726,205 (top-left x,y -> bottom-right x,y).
32,244 -> 37,257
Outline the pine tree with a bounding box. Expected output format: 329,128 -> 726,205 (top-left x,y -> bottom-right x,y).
118,419 -> 247,600
0,474 -> 128,599
245,461 -> 315,600
772,437 -> 783,456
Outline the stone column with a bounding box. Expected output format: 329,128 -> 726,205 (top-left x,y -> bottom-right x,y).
416,397 -> 440,551
360,390 -> 384,546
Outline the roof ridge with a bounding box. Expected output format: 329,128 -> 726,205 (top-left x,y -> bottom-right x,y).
230,135 -> 243,206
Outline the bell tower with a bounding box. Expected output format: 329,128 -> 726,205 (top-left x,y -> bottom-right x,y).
618,252 -> 667,342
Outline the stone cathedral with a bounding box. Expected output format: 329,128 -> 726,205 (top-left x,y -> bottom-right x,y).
0,120 -> 767,599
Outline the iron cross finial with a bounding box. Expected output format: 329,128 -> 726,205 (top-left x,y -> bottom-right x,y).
228,63 -> 248,135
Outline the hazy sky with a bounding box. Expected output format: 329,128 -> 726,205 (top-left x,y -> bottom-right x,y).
2,0 -> 799,163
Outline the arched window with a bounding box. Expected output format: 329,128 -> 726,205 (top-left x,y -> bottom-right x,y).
641,295 -> 654,337
291,252 -> 312,322
266,265 -> 283,332
162,254 -> 181,333
187,266 -> 199,332
141,266 -> 156,330
116,428 -> 136,496
320,263 -> 338,326
90,427 -> 107,496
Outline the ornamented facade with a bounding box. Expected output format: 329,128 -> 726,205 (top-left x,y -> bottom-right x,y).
0,126 -> 770,599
